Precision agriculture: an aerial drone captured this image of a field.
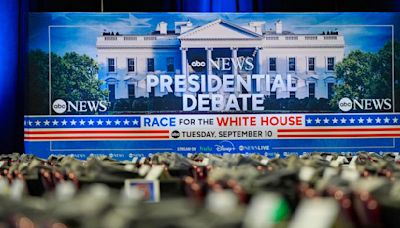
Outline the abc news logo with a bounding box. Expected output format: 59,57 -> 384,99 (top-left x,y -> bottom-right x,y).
190,57 -> 254,71
171,130 -> 180,138
52,99 -> 108,114
52,99 -> 68,114
338,97 -> 392,112
190,60 -> 206,67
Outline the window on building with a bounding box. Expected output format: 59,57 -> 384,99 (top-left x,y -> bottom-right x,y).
270,83 -> 276,99
308,57 -> 315,71
290,81 -> 296,98
147,58 -> 154,72
327,82 -> 334,99
128,84 -> 135,99
288,57 -> 296,71
269,57 -> 277,71
108,84 -> 115,101
108,58 -> 115,72
309,83 -> 315,98
327,57 -> 335,71
149,86 -> 156,97
127,58 -> 135,72
167,57 -> 174,72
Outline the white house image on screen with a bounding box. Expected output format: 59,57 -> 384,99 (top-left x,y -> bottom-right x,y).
96,19 -> 345,101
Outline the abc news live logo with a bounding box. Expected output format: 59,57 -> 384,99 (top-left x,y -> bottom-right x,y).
52,99 -> 108,114
338,97 -> 392,112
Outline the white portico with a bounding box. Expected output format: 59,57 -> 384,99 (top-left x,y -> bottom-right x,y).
179,19 -> 263,76
96,19 -> 345,100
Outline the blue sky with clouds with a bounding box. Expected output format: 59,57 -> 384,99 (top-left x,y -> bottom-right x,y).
29,13 -> 399,59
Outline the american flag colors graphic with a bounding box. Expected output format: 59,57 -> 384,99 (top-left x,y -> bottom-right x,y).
24,116 -> 170,141
24,114 -> 400,159
277,114 -> 400,138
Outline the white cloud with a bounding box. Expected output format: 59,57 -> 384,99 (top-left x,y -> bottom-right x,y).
120,14 -> 152,27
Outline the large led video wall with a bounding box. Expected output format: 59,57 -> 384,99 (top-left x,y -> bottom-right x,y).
25,13 -> 400,159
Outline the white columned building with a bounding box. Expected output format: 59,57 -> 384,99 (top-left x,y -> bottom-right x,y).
206,47 -> 213,76
96,19 -> 345,101
180,47 -> 188,76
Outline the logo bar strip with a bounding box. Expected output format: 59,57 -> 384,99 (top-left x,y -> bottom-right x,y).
24,130 -> 169,134
278,134 -> 400,138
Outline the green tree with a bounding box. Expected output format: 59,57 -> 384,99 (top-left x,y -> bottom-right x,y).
388,42 -> 400,112
27,50 -> 50,114
331,41 -> 396,110
27,50 -> 108,114
371,42 -> 395,99
52,52 -> 108,106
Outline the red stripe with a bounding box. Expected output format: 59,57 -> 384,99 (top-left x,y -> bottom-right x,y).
24,130 -> 169,134
278,134 -> 400,138
278,128 -> 400,132
24,135 -> 170,140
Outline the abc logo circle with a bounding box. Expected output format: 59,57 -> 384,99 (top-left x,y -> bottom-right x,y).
338,98 -> 352,112
52,99 -> 67,114
191,60 -> 206,67
171,130 -> 180,138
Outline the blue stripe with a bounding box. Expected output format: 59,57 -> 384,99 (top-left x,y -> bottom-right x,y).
24,116 -> 141,128
305,114 -> 400,126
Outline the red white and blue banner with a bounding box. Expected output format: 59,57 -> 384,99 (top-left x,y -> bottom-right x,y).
24,113 -> 400,159
26,13 -> 400,159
